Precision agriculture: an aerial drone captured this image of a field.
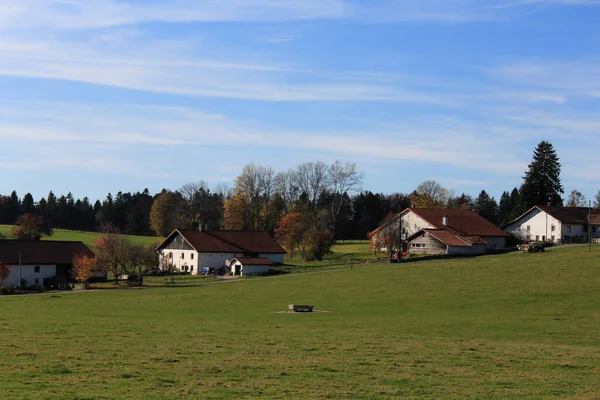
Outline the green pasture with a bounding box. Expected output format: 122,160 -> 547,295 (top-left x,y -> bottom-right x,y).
0,225 -> 159,247
1,245 -> 599,399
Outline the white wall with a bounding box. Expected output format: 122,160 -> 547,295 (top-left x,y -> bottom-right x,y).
239,264 -> 270,276
260,253 -> 284,265
4,265 -> 56,287
505,209 -> 563,242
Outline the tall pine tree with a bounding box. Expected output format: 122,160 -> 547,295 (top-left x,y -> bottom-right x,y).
521,141 -> 564,208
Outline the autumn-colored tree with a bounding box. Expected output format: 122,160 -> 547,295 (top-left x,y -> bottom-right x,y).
150,190 -> 184,236
12,213 -> 53,240
71,254 -> 97,285
93,227 -> 130,285
0,260 -> 10,289
223,193 -> 249,230
274,213 -> 304,258
299,228 -> 334,261
409,180 -> 451,209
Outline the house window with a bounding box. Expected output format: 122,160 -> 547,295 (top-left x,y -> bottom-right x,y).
190,266 -> 194,272
527,225 -> 531,231
181,253 -> 185,259
34,278 -> 39,285
551,236 -> 555,242
169,252 -> 173,259
567,225 -> 572,233
422,244 -> 426,248
34,266 -> 40,273
551,225 -> 555,231
191,253 -> 194,260
594,227 -> 597,233
536,235 -> 539,241
542,236 -> 545,241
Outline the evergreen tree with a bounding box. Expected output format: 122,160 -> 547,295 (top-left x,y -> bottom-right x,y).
22,193 -> 36,214
474,190 -> 499,224
521,141 -> 564,208
498,191 -> 513,226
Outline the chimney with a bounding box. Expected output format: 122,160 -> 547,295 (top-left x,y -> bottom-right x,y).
443,215 -> 448,226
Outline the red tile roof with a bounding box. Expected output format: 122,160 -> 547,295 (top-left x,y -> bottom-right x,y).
157,230 -> 286,255
0,240 -> 95,265
411,208 -> 508,237
424,229 -> 472,247
232,257 -> 272,266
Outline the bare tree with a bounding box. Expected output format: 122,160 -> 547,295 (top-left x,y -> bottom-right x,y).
295,161 -> 329,212
566,189 -> 587,207
275,169 -> 300,213
213,182 -> 232,199
595,190 -> 600,209
328,161 -> 363,226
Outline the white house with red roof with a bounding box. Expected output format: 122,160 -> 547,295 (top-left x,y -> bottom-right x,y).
504,205 -> 600,244
155,229 -> 286,275
370,208 -> 508,256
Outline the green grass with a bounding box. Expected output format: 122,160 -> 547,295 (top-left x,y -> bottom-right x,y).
0,225 -> 159,247
1,246 -> 600,399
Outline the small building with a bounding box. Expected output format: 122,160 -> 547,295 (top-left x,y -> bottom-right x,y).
406,229 -> 488,256
504,205 -> 600,244
155,229 -> 286,275
369,208 -> 508,256
0,240 -> 96,287
229,257 -> 272,276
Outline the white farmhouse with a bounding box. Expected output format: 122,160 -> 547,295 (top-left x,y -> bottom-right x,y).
156,230 -> 286,275
0,240 -> 96,288
504,205 -> 600,244
370,208 -> 508,256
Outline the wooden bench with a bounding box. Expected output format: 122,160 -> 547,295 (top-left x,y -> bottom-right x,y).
288,304 -> 314,312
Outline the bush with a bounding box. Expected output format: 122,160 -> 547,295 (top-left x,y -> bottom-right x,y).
1,285 -> 17,295
127,274 -> 143,286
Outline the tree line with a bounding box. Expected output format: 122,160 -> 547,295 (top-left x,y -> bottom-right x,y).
1,143 -> 598,244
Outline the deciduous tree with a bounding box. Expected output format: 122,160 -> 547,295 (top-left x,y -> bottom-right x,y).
274,213 -> 304,258
410,180 -> 451,208
150,190 -> 184,236
93,227 -> 130,285
566,189 -> 587,207
12,214 -> 53,241
71,254 -> 97,285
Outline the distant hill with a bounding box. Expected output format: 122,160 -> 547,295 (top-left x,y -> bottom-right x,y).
0,225 -> 159,248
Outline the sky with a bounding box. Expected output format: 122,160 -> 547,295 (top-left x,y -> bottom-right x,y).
1,0 -> 599,203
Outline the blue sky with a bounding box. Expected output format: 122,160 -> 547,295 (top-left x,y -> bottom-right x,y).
1,0 -> 599,202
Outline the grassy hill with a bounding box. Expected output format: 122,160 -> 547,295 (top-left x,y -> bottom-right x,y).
0,225 -> 160,247
1,245 -> 599,399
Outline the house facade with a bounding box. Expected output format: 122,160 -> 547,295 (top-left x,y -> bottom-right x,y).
156,230 -> 286,275
0,240 -> 96,287
370,208 -> 508,256
504,206 -> 600,243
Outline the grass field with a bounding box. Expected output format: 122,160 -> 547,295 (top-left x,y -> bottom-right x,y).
1,245 -> 600,399
0,225 -> 160,247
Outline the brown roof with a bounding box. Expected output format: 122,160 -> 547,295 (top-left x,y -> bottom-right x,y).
536,205 -> 599,225
411,208 -> 508,237
424,229 -> 472,247
591,215 -> 600,225
232,257 -> 272,266
157,230 -> 286,255
207,231 -> 286,254
0,240 -> 95,265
